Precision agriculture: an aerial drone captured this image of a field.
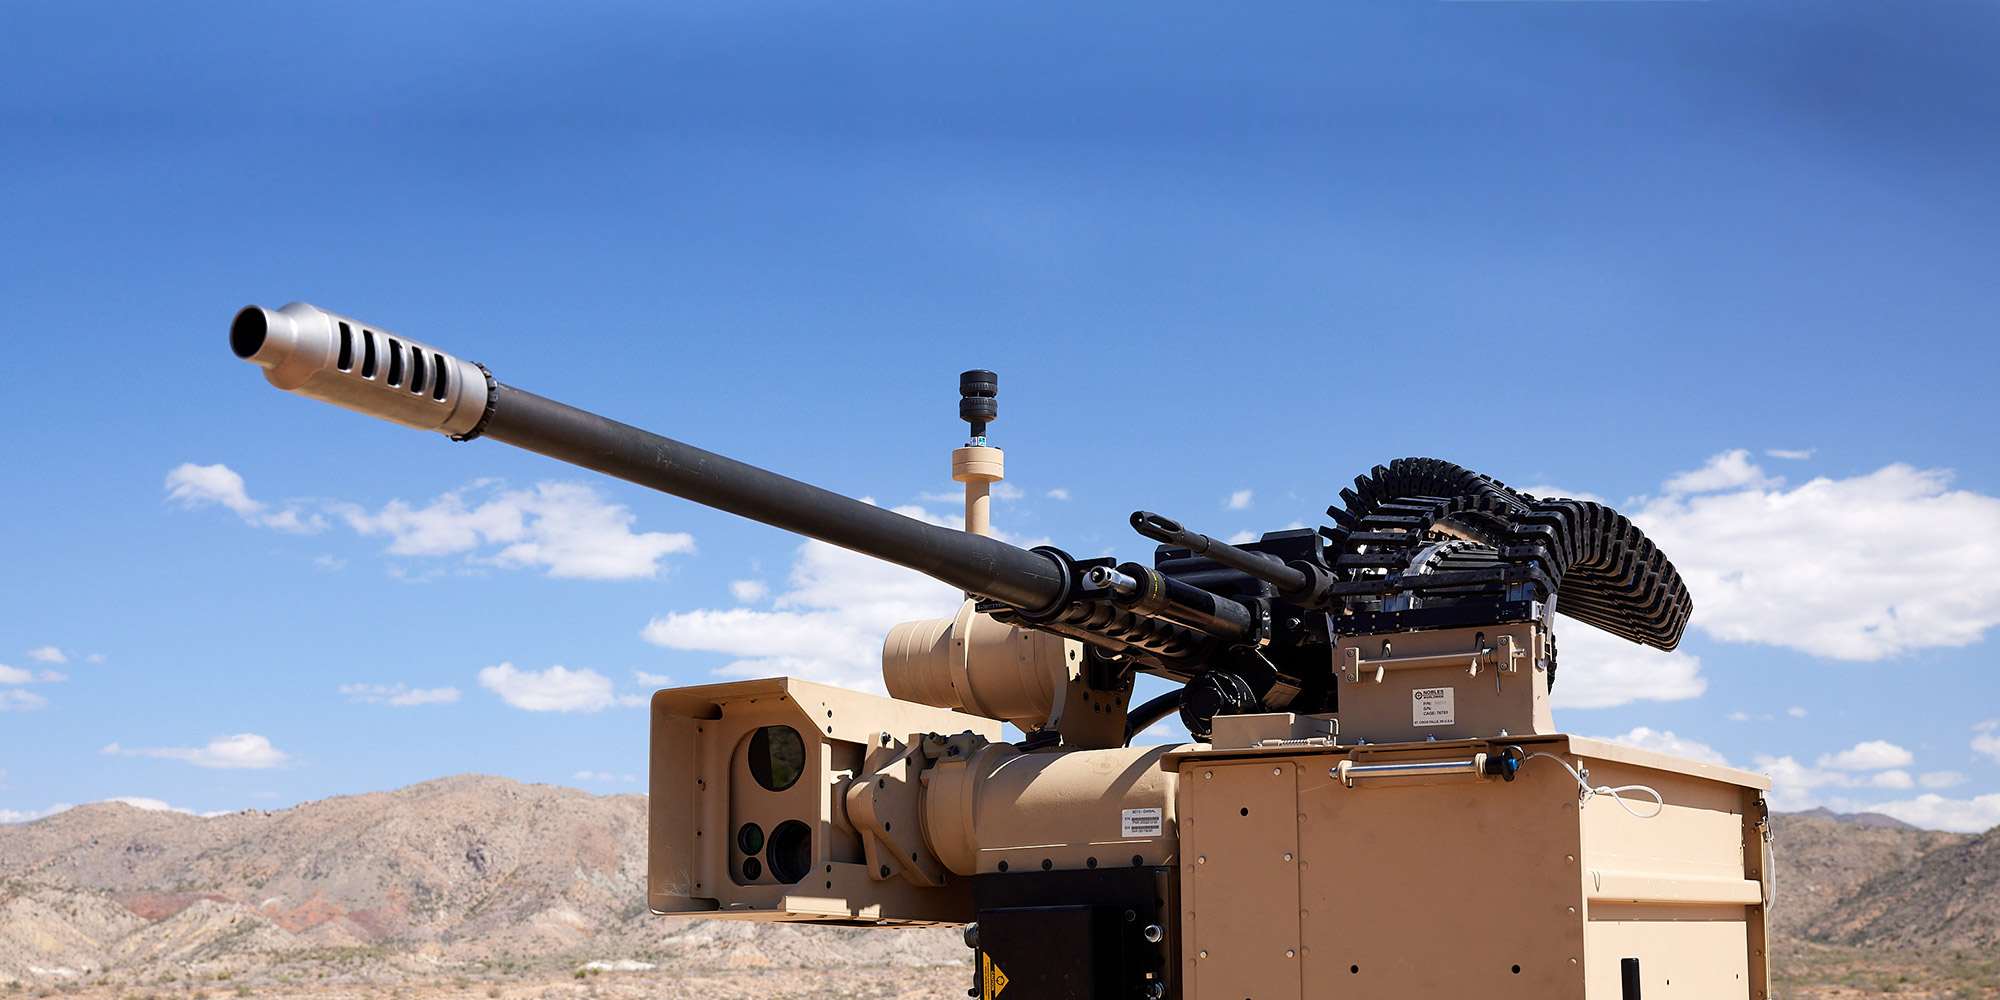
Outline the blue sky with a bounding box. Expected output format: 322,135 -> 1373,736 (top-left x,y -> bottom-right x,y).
3,1 -> 1998,831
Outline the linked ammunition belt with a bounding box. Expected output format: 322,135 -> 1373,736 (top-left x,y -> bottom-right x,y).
1327,457 -> 1692,651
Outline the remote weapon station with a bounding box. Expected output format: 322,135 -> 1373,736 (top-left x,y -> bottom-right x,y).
232,302 -> 1774,1000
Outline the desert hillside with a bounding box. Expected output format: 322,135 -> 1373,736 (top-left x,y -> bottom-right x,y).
0,775 -> 963,993
3,776 -> 1996,998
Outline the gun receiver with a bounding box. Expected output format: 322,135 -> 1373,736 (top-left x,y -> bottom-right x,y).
233,302 -> 1771,1000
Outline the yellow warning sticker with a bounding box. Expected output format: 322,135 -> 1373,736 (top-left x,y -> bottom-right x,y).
981,953 -> 1010,999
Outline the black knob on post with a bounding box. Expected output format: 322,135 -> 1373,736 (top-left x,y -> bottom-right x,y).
959,369 -> 997,441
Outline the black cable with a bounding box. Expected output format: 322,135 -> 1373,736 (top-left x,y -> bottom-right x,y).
1123,690 -> 1184,745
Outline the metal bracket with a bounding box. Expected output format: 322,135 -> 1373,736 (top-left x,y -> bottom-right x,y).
1336,752 -> 1491,788
1339,633 -> 1524,683
845,733 -> 953,887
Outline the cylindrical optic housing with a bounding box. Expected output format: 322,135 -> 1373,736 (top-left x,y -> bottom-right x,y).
882,600 -> 1069,731
921,742 -> 1179,876
230,302 -> 489,436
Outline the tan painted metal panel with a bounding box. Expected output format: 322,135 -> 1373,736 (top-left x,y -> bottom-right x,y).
1182,761 -> 1302,1000
1168,735 -> 1768,999
1332,622 -> 1553,744
1586,913 -> 1756,998
1295,744 -> 1586,1000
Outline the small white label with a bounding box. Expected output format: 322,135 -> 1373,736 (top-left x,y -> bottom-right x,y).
1412,686 -> 1456,726
1122,807 -> 1163,838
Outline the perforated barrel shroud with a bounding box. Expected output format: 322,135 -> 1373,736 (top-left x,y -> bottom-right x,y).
1328,457 -> 1692,651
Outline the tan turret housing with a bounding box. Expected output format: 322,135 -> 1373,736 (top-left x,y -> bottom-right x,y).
234,301 -> 1773,1000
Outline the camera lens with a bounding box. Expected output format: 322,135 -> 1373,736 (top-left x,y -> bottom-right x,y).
767,820 -> 814,884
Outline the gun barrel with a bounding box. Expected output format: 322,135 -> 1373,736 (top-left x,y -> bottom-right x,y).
232,302 -> 1070,614
482,385 -> 1069,611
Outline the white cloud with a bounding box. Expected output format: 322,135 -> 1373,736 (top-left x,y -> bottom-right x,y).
572,771 -> 635,783
1597,727 -> 1729,765
0,661 -> 62,711
165,463 -> 325,532
166,462 -> 262,516
105,797 -> 193,815
1766,449 -> 1814,460
0,663 -> 64,685
1633,455 -> 2000,660
313,554 -> 347,571
337,481 -> 693,580
730,579 -> 771,603
478,663 -> 644,712
1046,488 -> 1070,501
1919,771 -> 1968,789
1225,530 -> 1258,545
641,504 -> 965,693
102,734 -> 292,770
85,653 -> 104,664
1817,740 -> 1915,771
1757,754 -> 1950,815
173,464 -> 694,581
1225,490 -> 1253,510
1788,706 -> 1809,718
1754,754 -> 1855,812
1662,449 -> 1780,495
1863,792 -> 2000,834
101,797 -> 229,818
633,670 -> 672,687
1549,621 -> 1707,709
0,803 -> 74,824
339,683 -> 460,706
1518,484 -> 1608,504
991,482 -> 1025,502
1974,721 -> 2000,764
1,689 -> 50,711
1727,711 -> 1771,722
27,647 -> 66,664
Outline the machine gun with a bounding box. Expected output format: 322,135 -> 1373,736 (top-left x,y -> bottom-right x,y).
232,301 -> 1774,1000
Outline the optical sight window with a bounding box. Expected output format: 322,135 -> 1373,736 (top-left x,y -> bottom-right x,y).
742,857 -> 762,881
737,823 -> 765,856
748,725 -> 806,793
766,820 -> 813,884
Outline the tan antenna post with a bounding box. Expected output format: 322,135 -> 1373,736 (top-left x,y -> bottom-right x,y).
952,370 -> 1002,537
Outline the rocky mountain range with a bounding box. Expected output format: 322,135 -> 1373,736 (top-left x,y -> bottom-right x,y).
0,775 -> 961,989
2,774 -> 1994,989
